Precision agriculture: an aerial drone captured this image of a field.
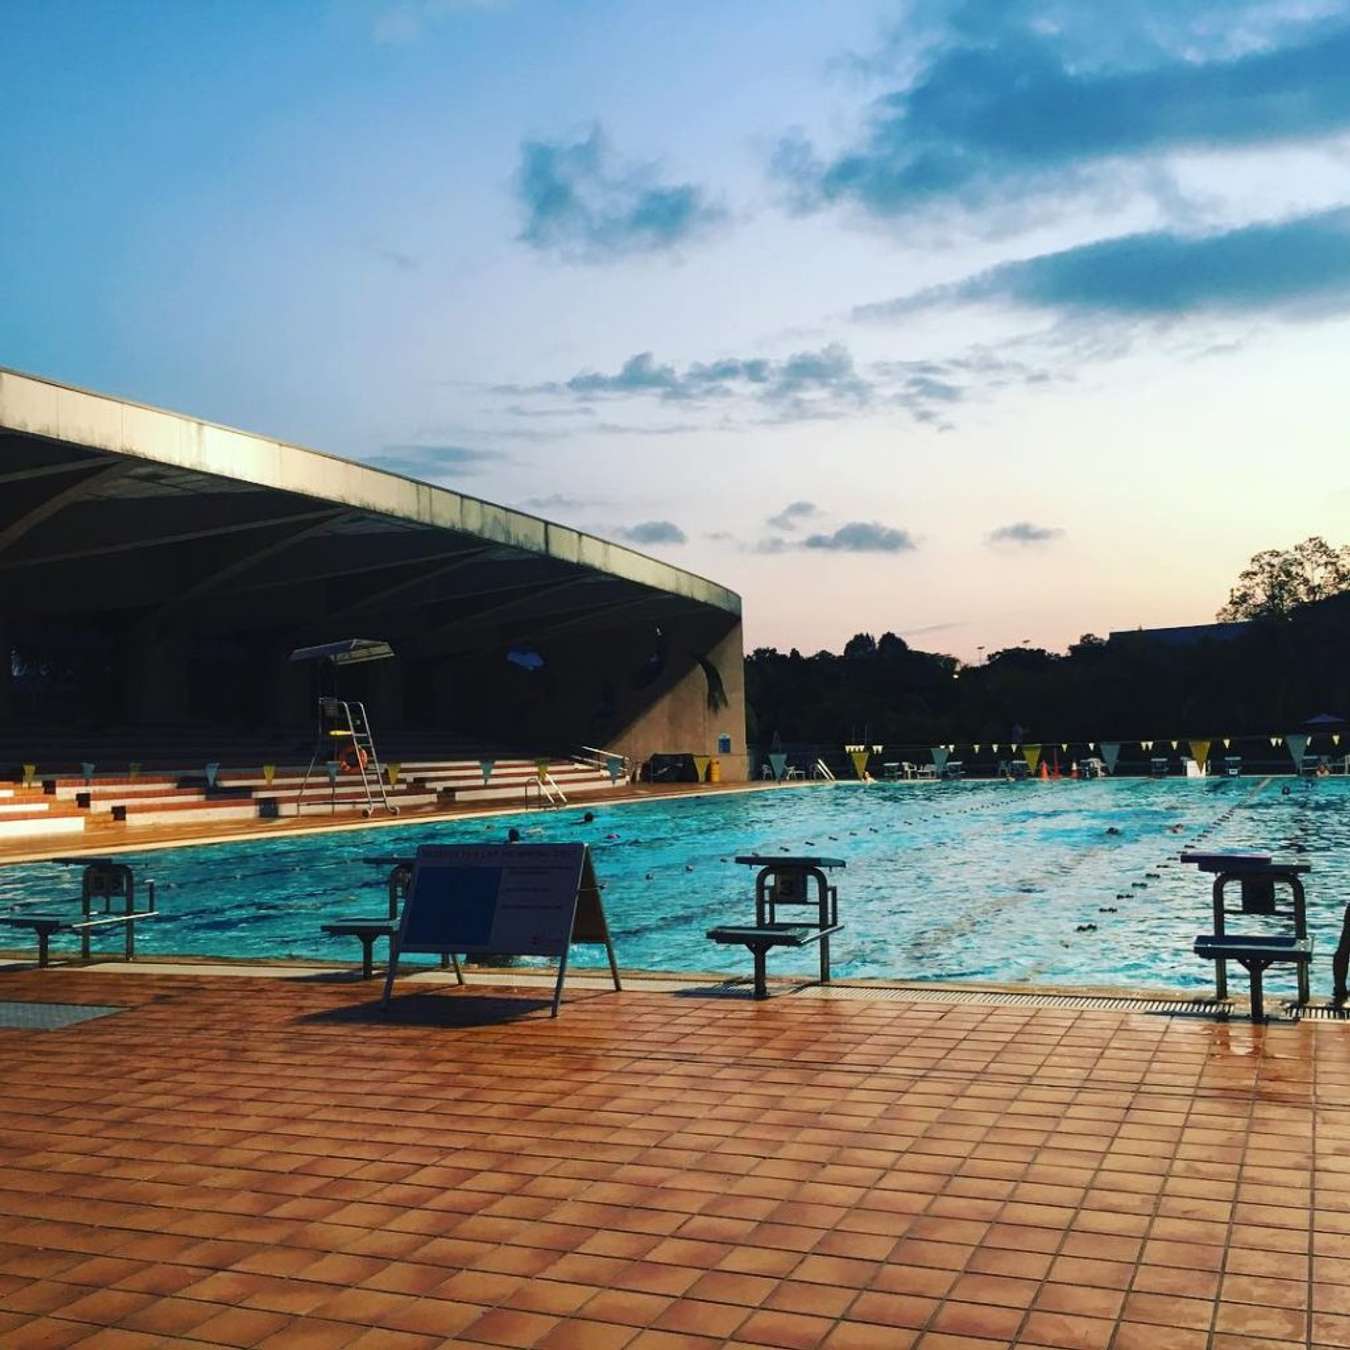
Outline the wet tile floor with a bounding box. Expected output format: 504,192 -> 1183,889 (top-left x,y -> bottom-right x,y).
1,968 -> 1349,1348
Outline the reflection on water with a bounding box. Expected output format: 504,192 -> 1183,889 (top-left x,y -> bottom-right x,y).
2,777 -> 1346,993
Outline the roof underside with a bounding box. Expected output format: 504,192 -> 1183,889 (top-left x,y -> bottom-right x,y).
0,370 -> 739,660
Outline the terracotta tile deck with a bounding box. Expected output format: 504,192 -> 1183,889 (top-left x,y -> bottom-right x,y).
1,968 -> 1349,1348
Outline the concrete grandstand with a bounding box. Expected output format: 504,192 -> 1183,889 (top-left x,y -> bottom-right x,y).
0,367 -> 746,841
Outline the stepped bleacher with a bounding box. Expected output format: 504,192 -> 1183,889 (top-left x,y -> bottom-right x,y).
0,727 -> 629,842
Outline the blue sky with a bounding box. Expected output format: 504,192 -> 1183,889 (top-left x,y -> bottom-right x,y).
4,0 -> 1350,658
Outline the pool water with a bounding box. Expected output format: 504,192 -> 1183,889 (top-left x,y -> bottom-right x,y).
3,778 -> 1347,993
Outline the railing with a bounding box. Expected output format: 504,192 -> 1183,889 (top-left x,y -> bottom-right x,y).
525,772 -> 569,808
575,745 -> 630,782
811,758 -> 836,781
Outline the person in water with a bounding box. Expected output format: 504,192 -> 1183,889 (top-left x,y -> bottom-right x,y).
507,827 -> 521,843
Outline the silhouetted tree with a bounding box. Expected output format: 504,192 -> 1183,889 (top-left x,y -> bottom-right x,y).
1218,537 -> 1350,620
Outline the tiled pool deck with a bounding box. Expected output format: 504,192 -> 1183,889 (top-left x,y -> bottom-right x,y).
1,968 -> 1349,1349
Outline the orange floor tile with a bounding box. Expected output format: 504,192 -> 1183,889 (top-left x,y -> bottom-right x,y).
1,968 -> 1348,1348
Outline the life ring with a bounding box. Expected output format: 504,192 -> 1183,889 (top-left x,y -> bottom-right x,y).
338,742 -> 368,774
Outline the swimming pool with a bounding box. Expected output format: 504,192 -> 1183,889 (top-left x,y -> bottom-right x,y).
3,778 -> 1347,992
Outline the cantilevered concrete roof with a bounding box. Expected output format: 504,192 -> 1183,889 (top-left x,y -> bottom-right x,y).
0,368 -> 739,656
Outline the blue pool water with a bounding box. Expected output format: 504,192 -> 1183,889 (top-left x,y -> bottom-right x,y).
3,778 -> 1347,991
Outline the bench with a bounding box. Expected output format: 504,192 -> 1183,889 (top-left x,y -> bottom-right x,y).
3,859 -> 157,967
1183,851 -> 1312,1020
708,855 -> 844,998
321,857 -> 462,981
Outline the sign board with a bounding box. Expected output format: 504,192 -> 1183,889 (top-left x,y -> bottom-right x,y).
382,843 -> 620,1017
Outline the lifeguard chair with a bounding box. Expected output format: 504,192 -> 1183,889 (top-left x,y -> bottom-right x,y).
291,639 -> 398,817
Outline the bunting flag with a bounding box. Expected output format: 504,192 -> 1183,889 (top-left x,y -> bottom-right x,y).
1100,743 -> 1121,773
871,744 -> 884,755
1170,739 -> 1179,750
1188,739 -> 1211,767
768,751 -> 788,780
1141,740 -> 1153,751
386,763 -> 401,786
991,743 -> 999,753
205,762 -> 220,787
80,761 -> 95,783
21,763 -> 36,787
324,761 -> 339,785
262,764 -> 276,784
1335,734 -> 1343,747
1222,737 -> 1231,748
1061,743 -> 1069,751
692,755 -> 711,782
129,762 -> 141,780
480,759 -> 495,784
1022,745 -> 1042,773
1269,736 -> 1282,747
973,744 -> 981,754
848,749 -> 870,780
606,755 -> 624,784
1285,733 -> 1309,770
1088,742 -> 1096,750
535,758 -> 550,780
931,746 -> 950,774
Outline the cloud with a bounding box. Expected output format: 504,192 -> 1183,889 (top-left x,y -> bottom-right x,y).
558,342 -> 872,418
515,127 -> 724,261
773,12 -> 1350,227
988,521 -> 1065,545
519,493 -> 598,511
615,520 -> 687,546
766,500 -> 821,531
372,0 -> 505,44
802,522 -> 917,553
859,208 -> 1350,320
362,444 -> 507,480
363,241 -> 419,271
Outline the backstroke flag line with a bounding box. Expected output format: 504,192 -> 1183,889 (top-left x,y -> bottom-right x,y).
1100,743 -> 1121,773
1023,745 -> 1041,773
1188,739 -> 1211,768
849,749 -> 869,780
931,746 -> 950,774
1285,734 -> 1309,770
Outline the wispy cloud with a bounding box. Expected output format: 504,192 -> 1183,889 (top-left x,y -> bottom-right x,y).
518,492 -> 599,512
372,0 -> 506,45
615,520 -> 687,546
545,343 -> 872,420
988,521 -> 1065,545
362,443 -> 508,480
766,500 -> 821,532
803,522 -> 917,553
858,208 -> 1350,321
515,127 -> 725,262
773,10 -> 1350,229
362,240 -> 419,271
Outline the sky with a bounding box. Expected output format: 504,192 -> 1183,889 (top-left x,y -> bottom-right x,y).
4,0 -> 1350,660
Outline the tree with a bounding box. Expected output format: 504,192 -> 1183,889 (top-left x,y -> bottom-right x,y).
1218,537 -> 1350,621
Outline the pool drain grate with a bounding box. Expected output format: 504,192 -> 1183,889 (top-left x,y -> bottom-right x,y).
673,981 -> 1349,1023
0,1002 -> 126,1031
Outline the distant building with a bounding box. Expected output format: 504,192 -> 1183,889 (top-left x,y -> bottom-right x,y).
1108,621 -> 1250,648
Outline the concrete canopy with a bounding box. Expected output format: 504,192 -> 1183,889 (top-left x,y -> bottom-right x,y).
0,368 -> 739,655
0,369 -> 747,771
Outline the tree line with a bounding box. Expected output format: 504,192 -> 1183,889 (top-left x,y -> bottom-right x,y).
746,538 -> 1350,748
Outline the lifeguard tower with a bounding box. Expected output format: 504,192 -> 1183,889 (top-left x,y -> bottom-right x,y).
291,639 -> 398,817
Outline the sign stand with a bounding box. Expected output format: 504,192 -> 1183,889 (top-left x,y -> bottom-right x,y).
381,843 -> 621,1018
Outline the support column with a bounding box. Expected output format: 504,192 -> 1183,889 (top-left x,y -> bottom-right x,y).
123,634 -> 189,724
0,620 -> 12,727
